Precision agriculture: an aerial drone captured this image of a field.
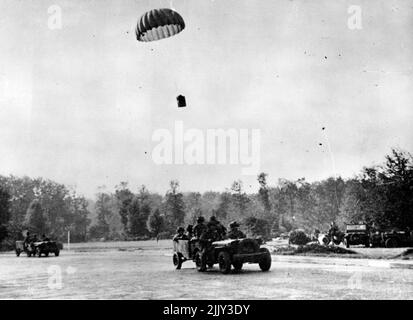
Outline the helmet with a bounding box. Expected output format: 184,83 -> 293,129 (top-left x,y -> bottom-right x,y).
197,216 -> 205,223
177,227 -> 185,233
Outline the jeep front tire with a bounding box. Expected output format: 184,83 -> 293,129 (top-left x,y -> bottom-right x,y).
258,248 -> 272,271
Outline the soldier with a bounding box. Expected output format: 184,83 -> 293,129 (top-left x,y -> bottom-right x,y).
41,234 -> 50,241
193,216 -> 207,239
173,227 -> 188,242
227,221 -> 246,239
23,231 -> 31,249
186,224 -> 193,239
328,222 -> 339,245
205,216 -> 226,241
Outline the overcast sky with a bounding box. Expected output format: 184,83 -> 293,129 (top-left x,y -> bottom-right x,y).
0,0 -> 412,197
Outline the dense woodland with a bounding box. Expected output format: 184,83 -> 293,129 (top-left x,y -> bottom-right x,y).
1,149 -> 412,248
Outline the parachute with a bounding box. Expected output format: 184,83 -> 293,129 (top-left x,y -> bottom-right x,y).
136,8 -> 185,42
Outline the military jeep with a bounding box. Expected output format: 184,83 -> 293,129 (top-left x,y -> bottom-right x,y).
33,241 -> 60,257
16,240 -> 60,257
381,230 -> 413,248
194,238 -> 272,274
344,224 -> 370,248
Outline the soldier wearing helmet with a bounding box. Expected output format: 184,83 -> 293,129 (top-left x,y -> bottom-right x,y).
227,221 -> 246,239
204,216 -> 226,242
173,226 -> 188,242
193,216 -> 207,239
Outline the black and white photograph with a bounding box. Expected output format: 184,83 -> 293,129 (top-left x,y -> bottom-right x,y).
0,0 -> 412,303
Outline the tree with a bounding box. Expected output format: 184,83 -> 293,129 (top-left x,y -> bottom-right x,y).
353,149 -> 413,230
91,192 -> 111,239
127,196 -> 141,237
127,186 -> 152,238
138,185 -> 152,236
115,182 -> 134,234
258,172 -> 271,214
69,195 -> 91,242
164,180 -> 186,230
215,192 -> 231,222
0,187 -> 10,243
184,192 -> 202,225
25,199 -> 47,235
243,216 -> 271,239
147,209 -> 165,242
0,187 -> 10,225
230,180 -> 250,218
380,149 -> 413,229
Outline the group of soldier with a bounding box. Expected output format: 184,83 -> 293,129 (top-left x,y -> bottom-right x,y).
23,232 -> 50,249
173,215 -> 246,244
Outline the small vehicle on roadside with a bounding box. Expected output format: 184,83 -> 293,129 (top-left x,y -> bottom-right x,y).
343,224 -> 370,248
381,230 -> 413,248
15,240 -> 60,257
173,237 -> 271,274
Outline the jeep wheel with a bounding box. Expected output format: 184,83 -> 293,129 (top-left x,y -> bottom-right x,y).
54,250 -> 60,257
232,262 -> 243,271
173,253 -> 182,270
385,238 -> 398,248
195,251 -> 206,272
258,248 -> 272,272
218,251 -> 231,274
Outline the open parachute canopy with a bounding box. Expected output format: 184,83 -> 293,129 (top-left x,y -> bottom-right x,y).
136,8 -> 185,42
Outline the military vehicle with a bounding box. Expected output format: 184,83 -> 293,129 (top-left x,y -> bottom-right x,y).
381,230 -> 413,248
15,240 -> 60,257
195,238 -> 271,274
343,224 -> 370,248
173,238 -> 272,274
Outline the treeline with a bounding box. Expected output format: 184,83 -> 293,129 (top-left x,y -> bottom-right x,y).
0,149 -> 412,247
0,176 -> 90,247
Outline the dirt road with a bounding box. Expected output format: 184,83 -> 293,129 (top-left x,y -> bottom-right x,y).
0,241 -> 412,299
